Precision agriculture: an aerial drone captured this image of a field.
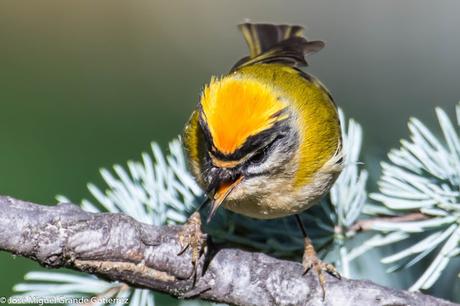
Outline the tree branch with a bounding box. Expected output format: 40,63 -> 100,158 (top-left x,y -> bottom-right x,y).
344,212 -> 429,235
0,195 -> 456,306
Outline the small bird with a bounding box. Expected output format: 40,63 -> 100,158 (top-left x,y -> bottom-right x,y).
180,22 -> 343,297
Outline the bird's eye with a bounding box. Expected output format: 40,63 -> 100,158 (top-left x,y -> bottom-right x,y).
248,135 -> 284,166
249,149 -> 266,165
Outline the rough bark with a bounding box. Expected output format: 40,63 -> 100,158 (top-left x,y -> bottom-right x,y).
0,195 -> 456,306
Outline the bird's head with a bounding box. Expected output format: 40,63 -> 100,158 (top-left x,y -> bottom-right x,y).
197,75 -> 299,221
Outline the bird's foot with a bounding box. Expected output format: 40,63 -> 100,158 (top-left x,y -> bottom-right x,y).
302,237 -> 341,300
177,211 -> 207,281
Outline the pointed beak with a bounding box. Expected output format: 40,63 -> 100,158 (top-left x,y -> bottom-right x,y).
207,176 -> 243,223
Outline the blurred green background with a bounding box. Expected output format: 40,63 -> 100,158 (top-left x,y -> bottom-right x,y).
1,0 -> 459,303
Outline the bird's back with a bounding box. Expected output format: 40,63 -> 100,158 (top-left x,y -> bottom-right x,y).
232,63 -> 341,188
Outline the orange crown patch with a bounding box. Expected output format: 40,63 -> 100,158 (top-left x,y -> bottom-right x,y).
200,76 -> 289,155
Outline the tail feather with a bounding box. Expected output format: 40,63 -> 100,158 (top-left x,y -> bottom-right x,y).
233,23 -> 324,70
239,23 -> 305,58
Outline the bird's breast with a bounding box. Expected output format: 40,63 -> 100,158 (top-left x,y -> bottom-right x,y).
222,167 -> 339,219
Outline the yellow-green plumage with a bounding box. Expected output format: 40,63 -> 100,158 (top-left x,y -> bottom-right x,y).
183,110 -> 205,185
234,64 -> 340,187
